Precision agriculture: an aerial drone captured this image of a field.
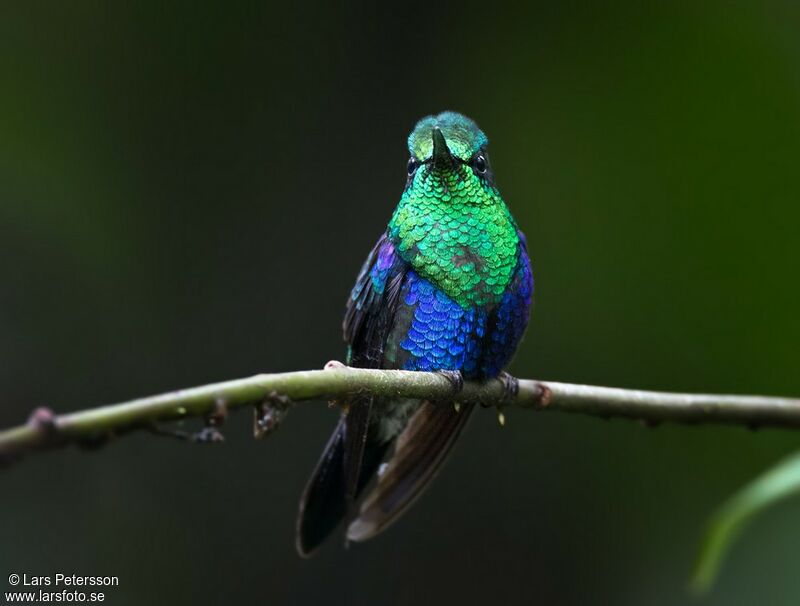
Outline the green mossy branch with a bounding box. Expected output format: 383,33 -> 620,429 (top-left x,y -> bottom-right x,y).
2,363 -> 799,467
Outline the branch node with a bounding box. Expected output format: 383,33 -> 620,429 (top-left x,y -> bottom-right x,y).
206,398 -> 228,427
533,383 -> 552,409
23,406 -> 69,452
28,406 -> 57,435
191,426 -> 226,443
324,360 -> 347,371
254,391 -> 292,439
147,398 -> 228,443
188,398 -> 229,442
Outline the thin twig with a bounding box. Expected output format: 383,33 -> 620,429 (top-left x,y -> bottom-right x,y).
1,363 -> 799,468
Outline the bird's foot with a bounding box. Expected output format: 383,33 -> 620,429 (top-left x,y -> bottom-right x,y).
435,370 -> 464,394
485,372 -> 518,427
498,371 -> 519,402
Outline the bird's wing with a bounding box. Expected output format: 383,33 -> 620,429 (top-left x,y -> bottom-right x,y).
296,233 -> 408,555
341,233 -> 409,500
343,232 -> 408,368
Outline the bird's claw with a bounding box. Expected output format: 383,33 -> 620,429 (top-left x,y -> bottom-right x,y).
436,370 -> 464,394
482,372 -> 517,427
498,371 -> 519,402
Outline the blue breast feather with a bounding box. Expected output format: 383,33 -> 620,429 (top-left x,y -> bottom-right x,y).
390,252 -> 532,379
351,234 -> 533,379
399,273 -> 488,377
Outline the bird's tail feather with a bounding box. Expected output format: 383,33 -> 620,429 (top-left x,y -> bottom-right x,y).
295,412 -> 388,557
346,401 -> 475,543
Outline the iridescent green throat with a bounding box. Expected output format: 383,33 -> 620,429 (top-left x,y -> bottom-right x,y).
388,162 -> 519,308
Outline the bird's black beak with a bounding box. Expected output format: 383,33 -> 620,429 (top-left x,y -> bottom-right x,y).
431,127 -> 454,171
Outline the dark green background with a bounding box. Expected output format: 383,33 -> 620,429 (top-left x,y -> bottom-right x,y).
2,2 -> 800,604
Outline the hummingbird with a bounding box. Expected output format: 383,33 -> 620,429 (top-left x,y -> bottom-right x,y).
296,111 -> 533,555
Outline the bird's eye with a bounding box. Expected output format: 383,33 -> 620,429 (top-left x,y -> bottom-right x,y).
407,157 -> 418,176
474,155 -> 487,174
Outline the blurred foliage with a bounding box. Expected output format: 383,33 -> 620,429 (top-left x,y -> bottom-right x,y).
1,1 -> 800,605
693,451 -> 800,594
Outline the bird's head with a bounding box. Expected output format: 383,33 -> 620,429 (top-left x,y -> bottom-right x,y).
405,111 -> 494,194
